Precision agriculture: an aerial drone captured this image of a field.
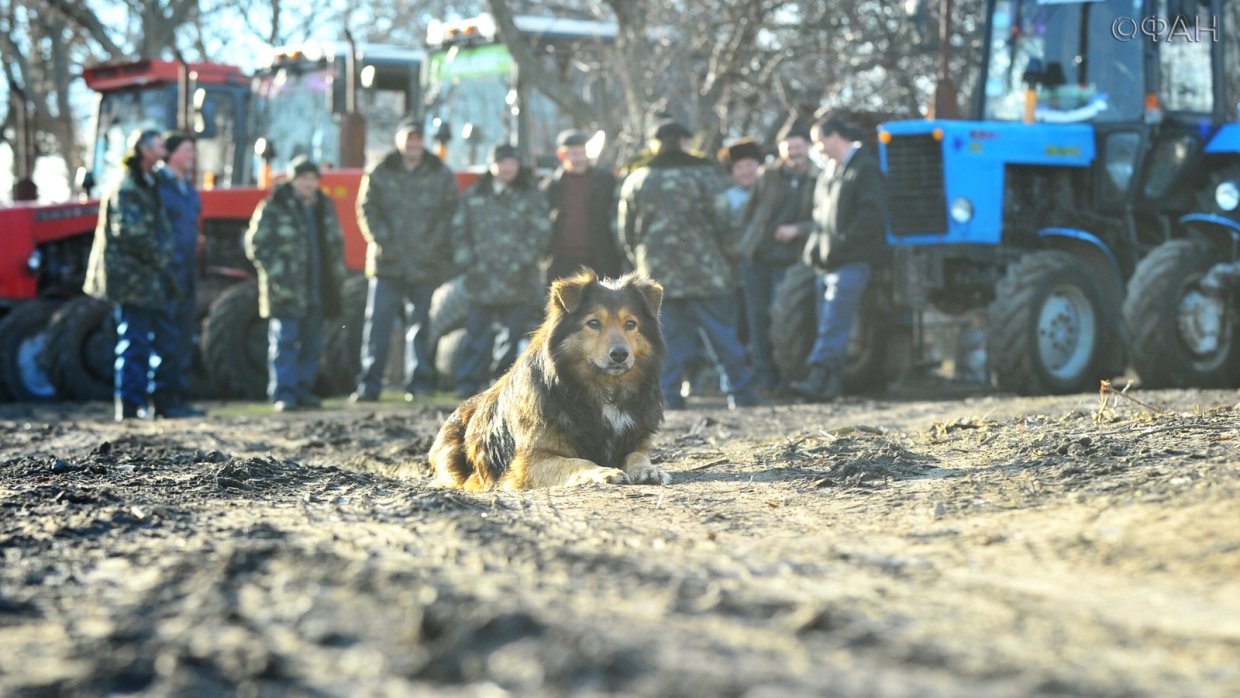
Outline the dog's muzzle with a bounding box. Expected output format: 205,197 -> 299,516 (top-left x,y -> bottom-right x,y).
594,344 -> 634,375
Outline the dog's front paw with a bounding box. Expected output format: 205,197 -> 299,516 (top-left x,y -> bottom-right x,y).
627,463 -> 671,485
566,467 -> 631,487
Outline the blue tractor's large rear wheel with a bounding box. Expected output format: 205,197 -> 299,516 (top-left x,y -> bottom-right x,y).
1123,239 -> 1240,388
987,251 -> 1114,394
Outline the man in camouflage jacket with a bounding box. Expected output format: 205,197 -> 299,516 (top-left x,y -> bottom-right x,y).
450,143 -> 552,397
244,157 -> 346,411
351,117 -> 459,402
84,129 -> 175,422
618,120 -> 759,409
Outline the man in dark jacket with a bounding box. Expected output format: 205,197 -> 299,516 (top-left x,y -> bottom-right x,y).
245,157 -> 346,412
737,116 -> 817,392
350,117 -> 459,403
791,115 -> 887,402
541,129 -> 624,282
152,131 -> 205,418
84,129 -> 174,422
618,120 -> 760,410
451,143 -> 552,397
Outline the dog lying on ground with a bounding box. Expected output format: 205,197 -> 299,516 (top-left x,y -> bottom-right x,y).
429,271 -> 669,490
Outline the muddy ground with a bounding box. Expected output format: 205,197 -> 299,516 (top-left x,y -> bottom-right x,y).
1,383 -> 1238,697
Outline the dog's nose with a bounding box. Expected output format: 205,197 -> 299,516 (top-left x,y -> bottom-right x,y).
609,346 -> 630,364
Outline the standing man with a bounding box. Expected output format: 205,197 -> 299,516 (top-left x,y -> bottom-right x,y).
452,143 -> 551,397
350,117 -> 458,403
737,117 -> 818,393
541,129 -> 624,282
618,120 -> 760,410
84,129 -> 174,422
791,114 -> 887,402
244,157 -> 346,412
152,131 -> 205,418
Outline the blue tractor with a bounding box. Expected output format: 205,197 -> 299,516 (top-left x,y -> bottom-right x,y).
878,0 -> 1239,393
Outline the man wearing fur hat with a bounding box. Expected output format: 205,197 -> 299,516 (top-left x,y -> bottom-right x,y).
718,137 -> 763,225
350,117 -> 459,403
736,116 -> 818,393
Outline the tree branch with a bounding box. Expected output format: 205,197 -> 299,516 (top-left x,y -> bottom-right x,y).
485,0 -> 600,127
42,0 -> 125,59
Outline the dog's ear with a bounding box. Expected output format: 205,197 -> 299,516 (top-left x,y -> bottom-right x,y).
631,276 -> 663,316
551,271 -> 595,314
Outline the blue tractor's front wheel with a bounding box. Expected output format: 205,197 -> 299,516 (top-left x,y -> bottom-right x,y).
987,251 -> 1115,395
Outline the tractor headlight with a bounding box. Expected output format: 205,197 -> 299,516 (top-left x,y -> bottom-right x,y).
1215,181 -> 1240,212
26,249 -> 42,273
949,197 -> 974,224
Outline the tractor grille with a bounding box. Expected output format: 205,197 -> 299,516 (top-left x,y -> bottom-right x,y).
885,134 -> 948,236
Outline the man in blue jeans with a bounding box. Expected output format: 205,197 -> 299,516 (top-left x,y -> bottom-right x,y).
244,157 -> 346,412
83,129 -> 173,421
350,117 -> 459,403
792,114 -> 887,402
618,120 -> 761,410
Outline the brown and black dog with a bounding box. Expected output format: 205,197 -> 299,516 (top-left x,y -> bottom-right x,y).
429,271 -> 669,490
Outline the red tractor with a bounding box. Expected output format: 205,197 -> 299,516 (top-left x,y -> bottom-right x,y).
0,60 -> 253,401
0,45 -> 431,402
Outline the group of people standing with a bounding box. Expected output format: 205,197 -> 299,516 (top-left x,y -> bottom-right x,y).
84,108 -> 885,420
717,114 -> 888,403
85,129 -> 205,421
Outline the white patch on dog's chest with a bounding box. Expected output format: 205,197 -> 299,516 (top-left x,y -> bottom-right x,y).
601,404 -> 635,433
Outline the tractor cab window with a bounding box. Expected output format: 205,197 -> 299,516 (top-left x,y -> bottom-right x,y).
193,89 -> 240,186
1157,0 -> 1215,114
983,0 -> 1143,123
253,67 -> 340,175
1222,0 -> 1240,120
92,86 -> 173,193
424,43 -> 515,171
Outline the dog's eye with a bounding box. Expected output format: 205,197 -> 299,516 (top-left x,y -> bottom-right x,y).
586,319 -> 602,330
624,320 -> 637,331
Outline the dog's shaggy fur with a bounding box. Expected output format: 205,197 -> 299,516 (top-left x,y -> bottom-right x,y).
429,271 -> 668,490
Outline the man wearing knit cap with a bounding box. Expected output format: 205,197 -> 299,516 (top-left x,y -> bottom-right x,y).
736,114 -> 818,393
245,156 -> 346,412
541,128 -> 624,282
450,142 -> 551,397
350,116 -> 458,403
151,131 -> 205,417
618,119 -> 761,410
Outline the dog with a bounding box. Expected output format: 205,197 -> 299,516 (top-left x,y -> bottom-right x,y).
429,271 -> 669,491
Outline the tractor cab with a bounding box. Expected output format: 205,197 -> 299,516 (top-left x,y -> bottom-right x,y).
250,42 -> 422,176
422,13 -> 617,173
979,0 -> 1235,252
83,61 -> 250,196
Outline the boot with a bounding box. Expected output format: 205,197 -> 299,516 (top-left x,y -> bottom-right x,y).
152,393 -> 205,419
114,397 -> 153,422
790,365 -> 842,403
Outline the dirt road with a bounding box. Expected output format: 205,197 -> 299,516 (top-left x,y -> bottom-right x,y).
2,386 -> 1238,696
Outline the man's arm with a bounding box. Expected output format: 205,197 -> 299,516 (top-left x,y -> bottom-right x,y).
356,172 -> 391,246
840,158 -> 887,244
